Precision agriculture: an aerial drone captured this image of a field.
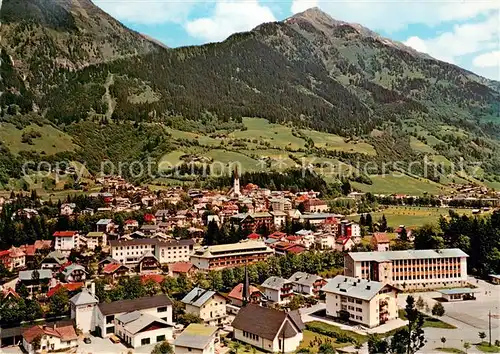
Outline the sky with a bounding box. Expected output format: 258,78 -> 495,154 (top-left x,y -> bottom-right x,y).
93,0 -> 500,80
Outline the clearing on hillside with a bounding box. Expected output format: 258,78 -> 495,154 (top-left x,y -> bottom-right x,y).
301,129 -> 376,155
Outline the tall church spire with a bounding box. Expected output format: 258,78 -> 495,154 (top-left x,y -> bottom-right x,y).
242,264 -> 250,306
233,165 -> 241,196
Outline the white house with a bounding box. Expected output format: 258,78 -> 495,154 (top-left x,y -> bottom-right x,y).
84,232 -> 107,250
115,311 -> 172,348
261,276 -> 293,304
22,323 -> 78,354
181,287 -> 227,326
52,231 -> 79,255
61,264 -> 87,283
322,275 -> 400,328
232,304 -> 304,353
288,272 -> 326,297
174,324 -> 218,354
70,288 -> 99,333
270,211 -> 287,228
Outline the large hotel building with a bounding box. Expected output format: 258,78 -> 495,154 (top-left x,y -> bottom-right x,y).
190,241 -> 274,270
344,249 -> 468,290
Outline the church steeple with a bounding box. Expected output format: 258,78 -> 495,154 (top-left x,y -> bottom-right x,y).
242,264 -> 250,306
233,165 -> 241,196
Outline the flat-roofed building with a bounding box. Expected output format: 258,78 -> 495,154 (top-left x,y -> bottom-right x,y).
109,239 -> 194,266
345,249 -> 469,290
174,324 -> 218,354
190,241 -> 274,270
322,275 -> 400,328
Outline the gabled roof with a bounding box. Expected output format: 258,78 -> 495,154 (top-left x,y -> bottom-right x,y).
61,264 -> 87,276
48,282 -> 84,297
232,304 -> 303,340
19,269 -> 52,281
102,262 -> 129,274
86,232 -> 105,238
69,288 -> 98,305
181,287 -> 222,307
372,232 -> 390,243
227,283 -> 261,301
98,295 -> 173,315
174,324 -> 218,349
141,274 -> 165,284
53,231 -> 77,237
170,261 -> 196,273
288,272 -> 323,287
117,311 -> 171,334
261,276 -> 291,290
23,324 -> 77,343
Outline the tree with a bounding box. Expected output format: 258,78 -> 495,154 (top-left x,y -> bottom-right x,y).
49,288 -> 70,316
318,343 -> 336,354
415,297 -> 426,312
431,302 -> 445,317
365,213 -> 373,232
338,309 -> 350,323
32,334 -> 42,352
389,296 -> 425,354
440,337 -> 446,347
463,342 -> 470,353
368,334 -> 389,354
479,332 -> 487,341
151,341 -> 173,354
379,215 -> 388,232
178,313 -> 203,326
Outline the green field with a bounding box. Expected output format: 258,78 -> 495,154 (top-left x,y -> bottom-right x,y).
351,174 -> 447,195
164,127 -> 219,146
476,342 -> 500,353
350,206 -> 475,228
231,118 -> 306,150
410,136 -> 436,154
301,129 -> 376,155
204,149 -> 261,173
0,123 -> 77,155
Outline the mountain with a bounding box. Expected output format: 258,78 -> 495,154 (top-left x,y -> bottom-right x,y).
1,1 -> 500,189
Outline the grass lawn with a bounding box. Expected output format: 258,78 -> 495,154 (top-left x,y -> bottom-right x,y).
228,340 -> 266,354
298,329 -> 348,352
304,321 -> 366,346
301,129 -> 376,155
231,118 -> 306,150
476,342 -> 500,353
398,309 -> 456,329
0,123 -> 77,155
350,206 -> 474,229
158,150 -> 187,168
435,347 -> 466,354
203,149 -> 261,174
351,174 -> 448,195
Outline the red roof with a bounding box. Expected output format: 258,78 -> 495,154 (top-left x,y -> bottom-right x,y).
247,233 -> 261,240
336,236 -> 352,245
125,219 -> 138,225
269,231 -> 287,239
103,263 -> 128,274
170,261 -> 195,273
47,282 -> 84,297
141,274 -> 165,284
373,232 -> 390,243
53,231 -> 77,237
0,250 -> 10,257
23,324 -> 77,343
287,244 -> 307,254
21,245 -> 36,256
34,240 -> 52,250
286,235 -> 301,242
2,287 -> 20,299
227,283 -> 261,301
144,214 -> 156,222
323,217 -> 339,225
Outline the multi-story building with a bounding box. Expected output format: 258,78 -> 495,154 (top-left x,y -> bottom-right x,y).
230,212 -> 273,232
303,199 -> 329,213
344,249 -> 469,290
322,275 -> 400,328
190,241 -> 274,270
53,231 -> 80,255
181,287 -> 227,326
84,232 -> 107,250
288,272 -> 326,297
96,219 -> 115,233
261,276 -> 294,304
339,221 -> 361,242
109,239 -> 195,266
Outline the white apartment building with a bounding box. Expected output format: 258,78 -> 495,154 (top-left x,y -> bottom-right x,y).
322,275 -> 400,328
84,232 -> 107,250
261,276 -> 294,304
345,249 -> 469,290
53,231 -> 80,255
109,239 -> 195,265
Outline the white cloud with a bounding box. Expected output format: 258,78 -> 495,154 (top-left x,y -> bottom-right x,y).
290,0 -> 499,32
93,0 -> 197,24
291,0 -> 318,15
185,1 -> 276,42
473,50 -> 500,68
403,15 -> 499,64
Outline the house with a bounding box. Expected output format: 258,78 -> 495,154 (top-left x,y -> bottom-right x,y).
335,236 -> 355,252
84,232 -> 107,250
232,304 -> 304,353
229,212 -> 273,232
124,219 -> 139,231
18,269 -> 53,296
137,251 -> 161,274
371,233 -> 390,252
314,233 -> 335,250
115,311 -> 173,348
0,250 -> 12,271
181,287 -> 227,326
227,283 -> 264,307
174,324 -> 218,354
96,219 -> 115,233
102,262 -> 130,280
169,262 -> 198,278
60,203 -> 76,216
22,323 -> 78,354
339,221 -> 361,242
270,211 -> 287,228
144,213 -> 157,224
322,275 -> 400,328
261,276 -> 293,304
2,287 -> 20,301
303,199 -> 328,213
288,272 -> 326,297
41,251 -> 67,270
273,242 -> 307,256
52,231 -> 79,255
8,246 -> 26,270
61,264 -> 87,283
47,282 -> 84,298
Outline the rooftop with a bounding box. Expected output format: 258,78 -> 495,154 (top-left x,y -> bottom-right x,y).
322,275 -> 396,300
98,295 -> 172,315
438,287 -> 479,295
181,287 -> 221,307
261,276 -> 291,290
174,324 -> 218,349
348,248 -> 469,262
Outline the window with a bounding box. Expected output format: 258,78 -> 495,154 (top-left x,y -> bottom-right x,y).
106,326 -> 115,334
157,335 -> 166,342
141,338 -> 151,346
157,307 -> 168,313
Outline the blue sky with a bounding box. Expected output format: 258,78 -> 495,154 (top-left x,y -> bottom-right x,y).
94,0 -> 500,80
